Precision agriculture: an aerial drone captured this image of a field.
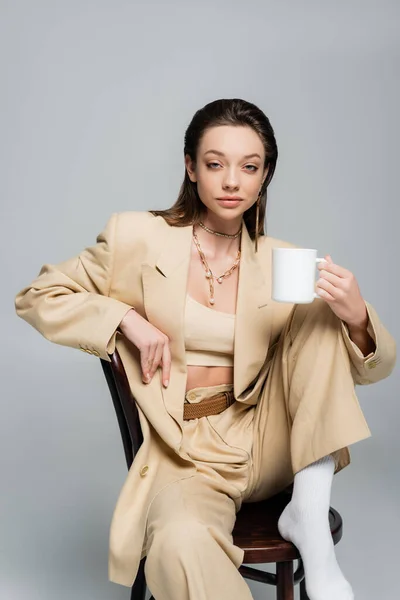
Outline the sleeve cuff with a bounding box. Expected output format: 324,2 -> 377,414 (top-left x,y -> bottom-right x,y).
78,298 -> 133,361
340,302 -> 377,363
340,300 -> 396,385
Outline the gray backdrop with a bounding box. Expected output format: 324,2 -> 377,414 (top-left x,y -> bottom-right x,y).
2,1 -> 399,598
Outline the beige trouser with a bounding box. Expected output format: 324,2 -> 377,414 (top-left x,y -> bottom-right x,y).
144,299 -> 371,600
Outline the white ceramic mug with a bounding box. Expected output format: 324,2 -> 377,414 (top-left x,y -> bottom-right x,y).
271,248 -> 328,303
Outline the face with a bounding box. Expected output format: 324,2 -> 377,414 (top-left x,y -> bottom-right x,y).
185,125 -> 269,223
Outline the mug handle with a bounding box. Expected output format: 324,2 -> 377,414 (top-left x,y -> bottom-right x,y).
313,257 -> 328,298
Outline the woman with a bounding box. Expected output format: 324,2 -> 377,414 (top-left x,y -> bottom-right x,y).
15,98 -> 396,600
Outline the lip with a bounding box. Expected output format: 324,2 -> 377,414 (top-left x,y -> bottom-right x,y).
217,196 -> 243,201
216,198 -> 242,208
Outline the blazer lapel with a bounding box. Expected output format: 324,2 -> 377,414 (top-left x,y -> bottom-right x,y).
141,224 -> 193,433
141,219 -> 273,432
233,223 -> 272,399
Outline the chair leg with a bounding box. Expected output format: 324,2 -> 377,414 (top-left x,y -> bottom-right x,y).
300,578 -> 310,600
276,561 -> 294,600
130,557 -> 147,600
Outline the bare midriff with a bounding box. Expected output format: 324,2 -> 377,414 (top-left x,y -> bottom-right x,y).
186,365 -> 233,391
185,242 -> 239,392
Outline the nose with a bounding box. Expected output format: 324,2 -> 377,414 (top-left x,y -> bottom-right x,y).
222,167 -> 240,190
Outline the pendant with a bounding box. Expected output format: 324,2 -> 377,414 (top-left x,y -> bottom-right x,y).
209,298 -> 215,305
206,271 -> 212,278
217,277 -> 223,284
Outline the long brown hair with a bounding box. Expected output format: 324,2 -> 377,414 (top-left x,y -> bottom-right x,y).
150,98 -> 278,243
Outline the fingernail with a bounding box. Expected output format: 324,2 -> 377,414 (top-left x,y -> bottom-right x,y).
164,380 -> 169,388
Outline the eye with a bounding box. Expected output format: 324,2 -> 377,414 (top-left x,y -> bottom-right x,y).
207,162 -> 258,172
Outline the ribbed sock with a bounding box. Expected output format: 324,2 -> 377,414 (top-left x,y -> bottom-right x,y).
277,455 -> 354,600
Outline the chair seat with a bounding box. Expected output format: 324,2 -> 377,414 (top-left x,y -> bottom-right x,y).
233,490 -> 343,563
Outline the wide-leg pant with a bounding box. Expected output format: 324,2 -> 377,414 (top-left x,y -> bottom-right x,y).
144,299 -> 372,600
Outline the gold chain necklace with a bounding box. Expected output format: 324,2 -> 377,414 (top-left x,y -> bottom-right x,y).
198,221 -> 242,239
192,225 -> 241,305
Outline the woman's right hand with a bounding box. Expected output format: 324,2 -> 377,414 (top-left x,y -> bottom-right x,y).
119,309 -> 171,387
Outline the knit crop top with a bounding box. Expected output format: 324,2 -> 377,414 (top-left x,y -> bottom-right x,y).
184,293 -> 235,367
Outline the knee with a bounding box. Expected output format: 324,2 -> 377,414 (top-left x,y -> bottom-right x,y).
146,518 -> 210,565
289,298 -> 338,342
294,297 -> 332,322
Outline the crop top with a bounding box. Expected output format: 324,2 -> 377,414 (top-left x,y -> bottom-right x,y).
184,293 -> 235,367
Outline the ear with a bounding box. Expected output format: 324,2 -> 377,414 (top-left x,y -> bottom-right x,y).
262,163 -> 270,185
185,153 -> 197,182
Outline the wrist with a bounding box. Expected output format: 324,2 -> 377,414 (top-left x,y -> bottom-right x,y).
119,308 -> 137,334
346,303 -> 368,332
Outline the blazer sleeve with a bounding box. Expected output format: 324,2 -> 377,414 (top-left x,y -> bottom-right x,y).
15,212 -> 134,362
340,300 -> 397,385
276,239 -> 397,385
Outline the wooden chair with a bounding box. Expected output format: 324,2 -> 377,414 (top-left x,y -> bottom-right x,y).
100,350 -> 343,600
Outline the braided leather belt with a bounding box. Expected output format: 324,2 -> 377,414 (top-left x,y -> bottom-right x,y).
183,390 -> 236,420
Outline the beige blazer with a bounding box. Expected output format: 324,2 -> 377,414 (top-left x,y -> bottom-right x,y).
15,211 -> 397,587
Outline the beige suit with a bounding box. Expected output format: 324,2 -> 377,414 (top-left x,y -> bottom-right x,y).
15,211 -> 396,589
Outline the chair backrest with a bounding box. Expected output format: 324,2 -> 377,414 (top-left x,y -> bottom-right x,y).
100,350 -> 143,469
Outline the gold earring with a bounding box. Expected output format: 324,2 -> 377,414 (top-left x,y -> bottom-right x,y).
255,189 -> 262,253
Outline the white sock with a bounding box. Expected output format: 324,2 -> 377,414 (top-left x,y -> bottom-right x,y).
277,455 -> 354,600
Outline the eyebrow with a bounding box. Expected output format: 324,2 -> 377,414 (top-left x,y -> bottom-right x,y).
203,149 -> 262,160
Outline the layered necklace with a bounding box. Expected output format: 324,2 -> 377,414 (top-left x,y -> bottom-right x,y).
192,220 -> 242,306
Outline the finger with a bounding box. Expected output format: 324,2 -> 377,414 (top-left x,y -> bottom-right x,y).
318,260 -> 350,278
316,287 -> 335,301
141,346 -> 156,381
161,341 -> 171,387
148,343 -> 164,379
316,277 -> 338,299
318,269 -> 344,288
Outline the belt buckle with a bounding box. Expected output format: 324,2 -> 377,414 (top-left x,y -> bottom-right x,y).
223,390 -> 234,408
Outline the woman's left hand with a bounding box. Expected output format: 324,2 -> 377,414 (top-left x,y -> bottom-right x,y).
316,255 -> 368,328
